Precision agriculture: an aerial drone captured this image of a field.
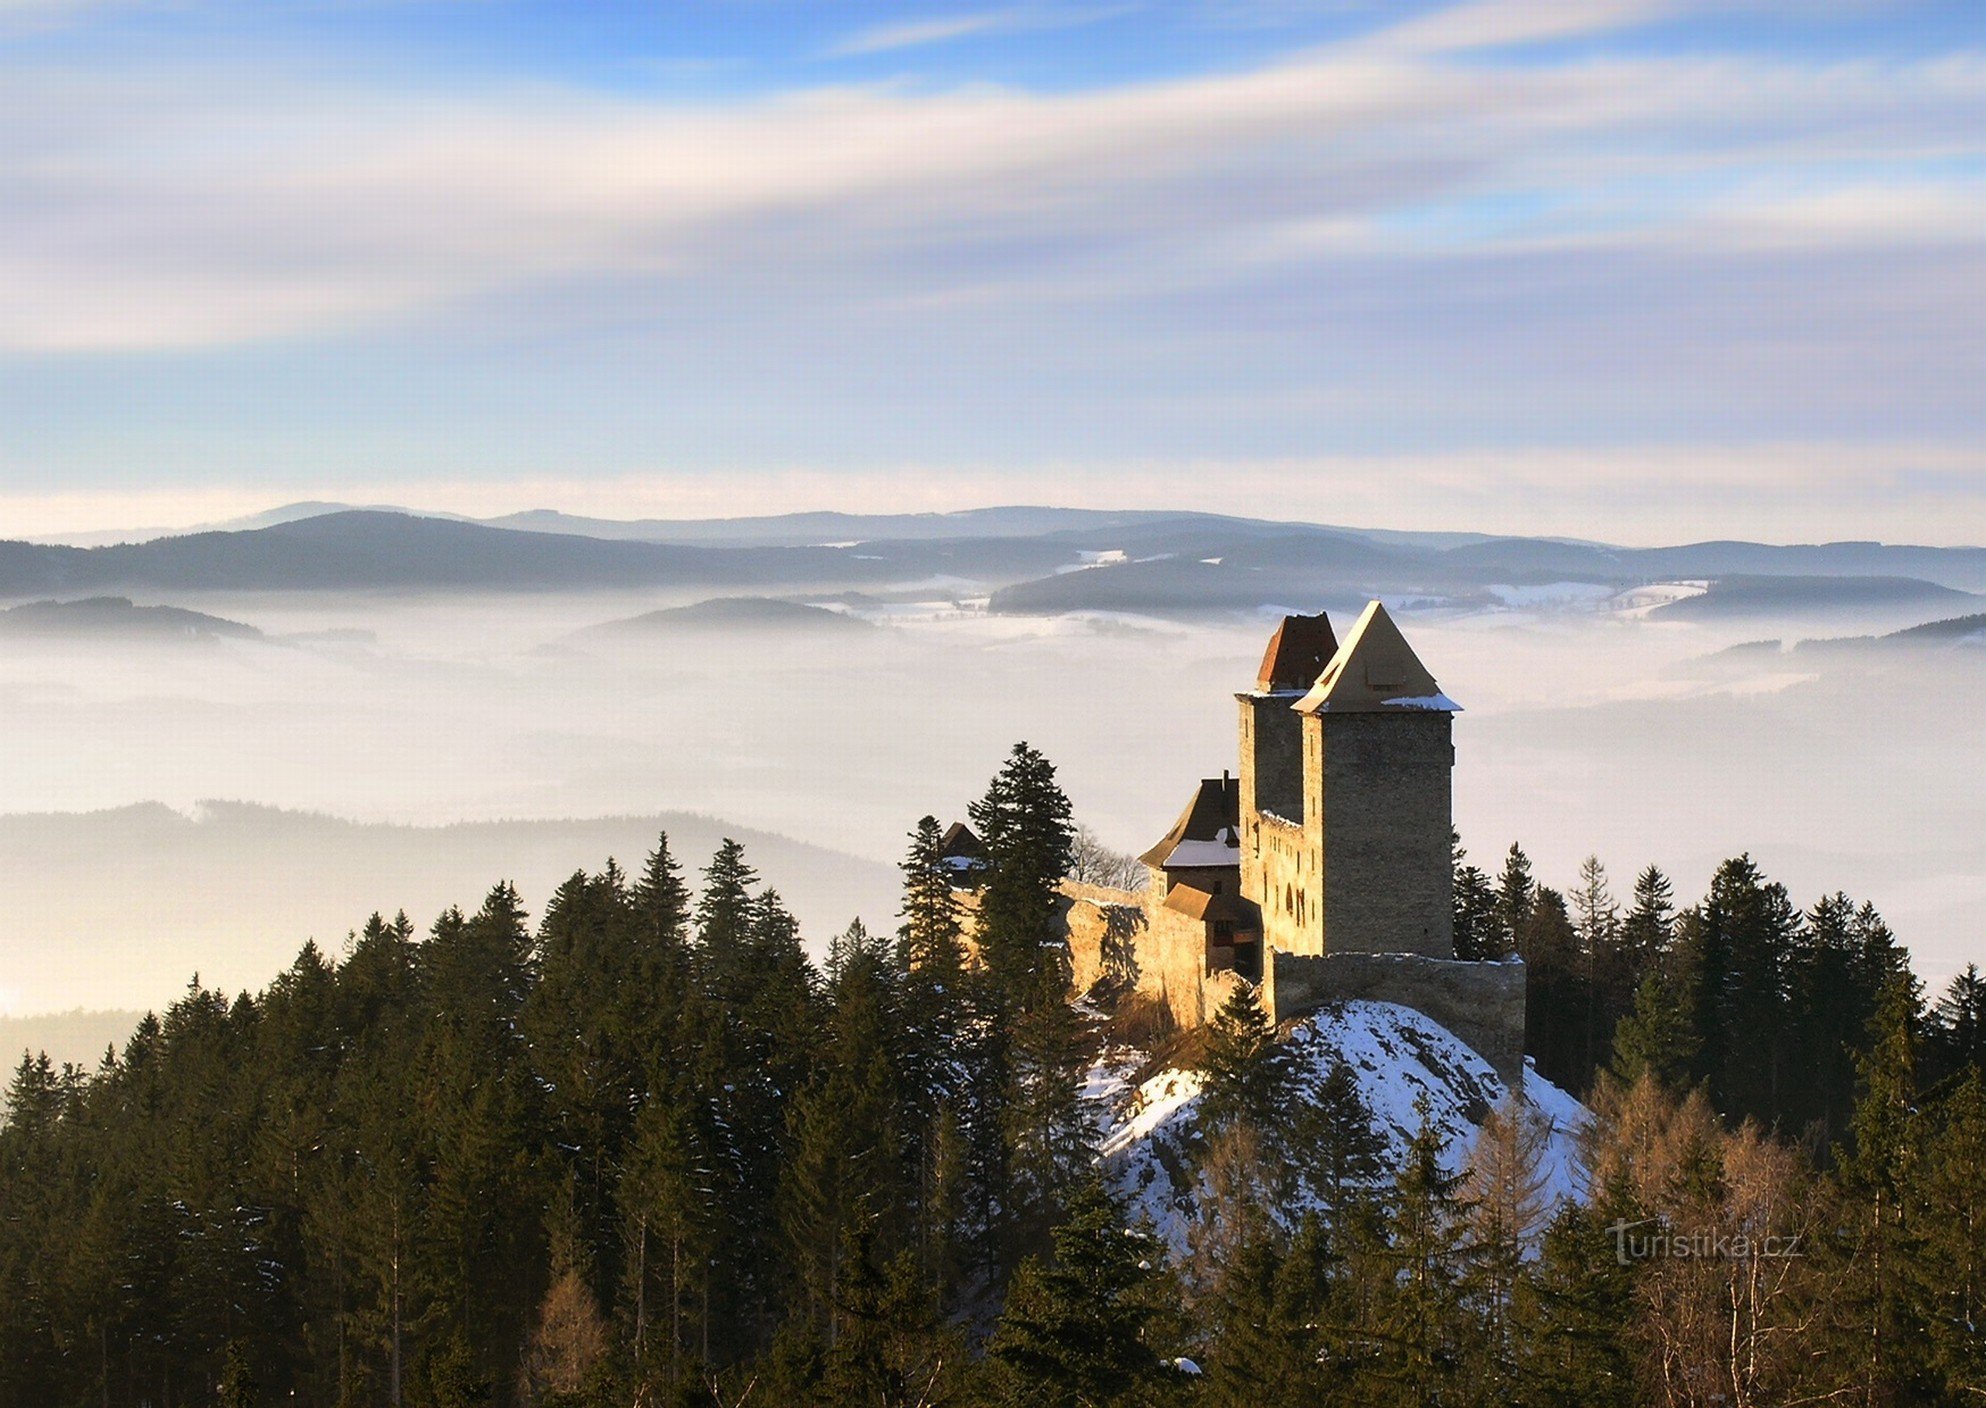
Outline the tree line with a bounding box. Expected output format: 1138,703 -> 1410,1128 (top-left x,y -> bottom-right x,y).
1454,837 -> 1984,1145
0,745 -> 1981,1406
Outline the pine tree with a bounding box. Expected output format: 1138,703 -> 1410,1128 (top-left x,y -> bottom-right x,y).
1908,1069 -> 1986,1403
1370,1097 -> 1471,1408
1494,844 -> 1536,958
1291,1058 -> 1384,1211
1451,833 -> 1502,962
988,1175 -> 1175,1407
1199,984 -> 1298,1141
1927,965 -> 1986,1086
1609,968 -> 1699,1092
967,742 -> 1075,1011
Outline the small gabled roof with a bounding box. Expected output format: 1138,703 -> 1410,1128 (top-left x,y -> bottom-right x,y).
1253,612 -> 1338,693
1162,883 -> 1255,927
1294,600 -> 1461,715
936,821 -> 986,885
938,822 -> 984,859
1138,775 -> 1241,870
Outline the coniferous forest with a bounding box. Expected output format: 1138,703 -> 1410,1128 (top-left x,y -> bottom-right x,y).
3,744 -> 1985,1407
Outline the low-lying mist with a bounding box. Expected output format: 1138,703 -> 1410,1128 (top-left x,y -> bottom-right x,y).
0,587 -> 1978,1048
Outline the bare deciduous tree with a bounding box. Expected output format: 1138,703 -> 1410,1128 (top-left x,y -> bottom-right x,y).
1068,824 -> 1145,892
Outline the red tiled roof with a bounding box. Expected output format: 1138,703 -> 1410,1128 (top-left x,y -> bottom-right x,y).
1254,612 -> 1339,693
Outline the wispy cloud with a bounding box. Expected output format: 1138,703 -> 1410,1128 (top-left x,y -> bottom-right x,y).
1,0 -> 1982,543
824,5 -> 1130,58
4,12 -> 1978,351
827,11 -> 1016,57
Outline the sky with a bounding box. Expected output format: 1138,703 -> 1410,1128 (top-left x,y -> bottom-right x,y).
2,0 -> 1983,544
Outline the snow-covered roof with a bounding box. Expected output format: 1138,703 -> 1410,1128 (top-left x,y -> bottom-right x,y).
1137,776 -> 1241,871
1295,600 -> 1462,715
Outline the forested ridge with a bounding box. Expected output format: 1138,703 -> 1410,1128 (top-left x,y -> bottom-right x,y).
3,744 -> 1983,1407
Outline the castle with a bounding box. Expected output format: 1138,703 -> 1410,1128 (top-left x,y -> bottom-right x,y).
1045,601 -> 1526,1082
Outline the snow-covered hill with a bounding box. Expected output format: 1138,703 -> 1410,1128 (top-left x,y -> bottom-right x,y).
1088,1000 -> 1590,1255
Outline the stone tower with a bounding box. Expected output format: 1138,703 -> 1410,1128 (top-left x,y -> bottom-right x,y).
1241,601 -> 1459,960
1236,612 -> 1335,952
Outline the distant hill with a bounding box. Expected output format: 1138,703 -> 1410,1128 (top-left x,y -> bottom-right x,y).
7,506 -> 1986,603
0,1010 -> 146,1083
0,802 -> 900,1016
1710,611 -> 1986,661
0,510 -> 1077,598
1884,612 -> 1986,646
577,597 -> 875,639
1652,575 -> 1977,622
991,556 -> 1378,617
0,596 -> 261,641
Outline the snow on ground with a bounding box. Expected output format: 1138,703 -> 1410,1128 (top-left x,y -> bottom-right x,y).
1486,582 -> 1620,610
1088,999 -> 1590,1256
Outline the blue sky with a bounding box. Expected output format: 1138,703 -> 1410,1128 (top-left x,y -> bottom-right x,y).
2,0 -> 1983,542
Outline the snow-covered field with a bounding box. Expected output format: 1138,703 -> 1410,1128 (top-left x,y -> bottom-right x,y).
1089,999 -> 1590,1256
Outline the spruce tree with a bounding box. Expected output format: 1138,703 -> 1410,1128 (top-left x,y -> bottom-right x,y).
693,839 -> 760,1001
1199,984 -> 1298,1140
967,741 -> 1075,1011
1829,973 -> 1927,1403
1371,1098 -> 1471,1408
1450,832 -> 1502,961
988,1175 -> 1176,1407
1518,887 -> 1583,1090
1609,968 -> 1699,1092
1927,965 -> 1986,1085
1291,1059 -> 1384,1211
620,1081 -> 715,1390
1695,855 -> 1800,1124
1908,1069 -> 1986,1402
1620,865 -> 1675,970
1510,1186 -> 1637,1408
1494,844 -> 1536,958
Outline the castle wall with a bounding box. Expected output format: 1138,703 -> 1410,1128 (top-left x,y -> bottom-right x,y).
1058,881 -> 1217,1030
1252,812 -> 1323,957
1263,949 -> 1527,1084
1317,711 -> 1454,958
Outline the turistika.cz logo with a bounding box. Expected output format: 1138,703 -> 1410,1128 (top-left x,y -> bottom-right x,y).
1607,1218 -> 1804,1266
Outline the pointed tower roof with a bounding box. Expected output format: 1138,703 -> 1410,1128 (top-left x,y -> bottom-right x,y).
1253,612 -> 1338,694
1294,601 -> 1461,714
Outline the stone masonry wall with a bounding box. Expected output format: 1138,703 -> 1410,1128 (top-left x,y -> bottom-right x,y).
1237,693 -> 1304,909
1263,948 -> 1526,1084
1058,880 -> 1217,1030
1318,711 -> 1454,958
1251,813 -> 1323,958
